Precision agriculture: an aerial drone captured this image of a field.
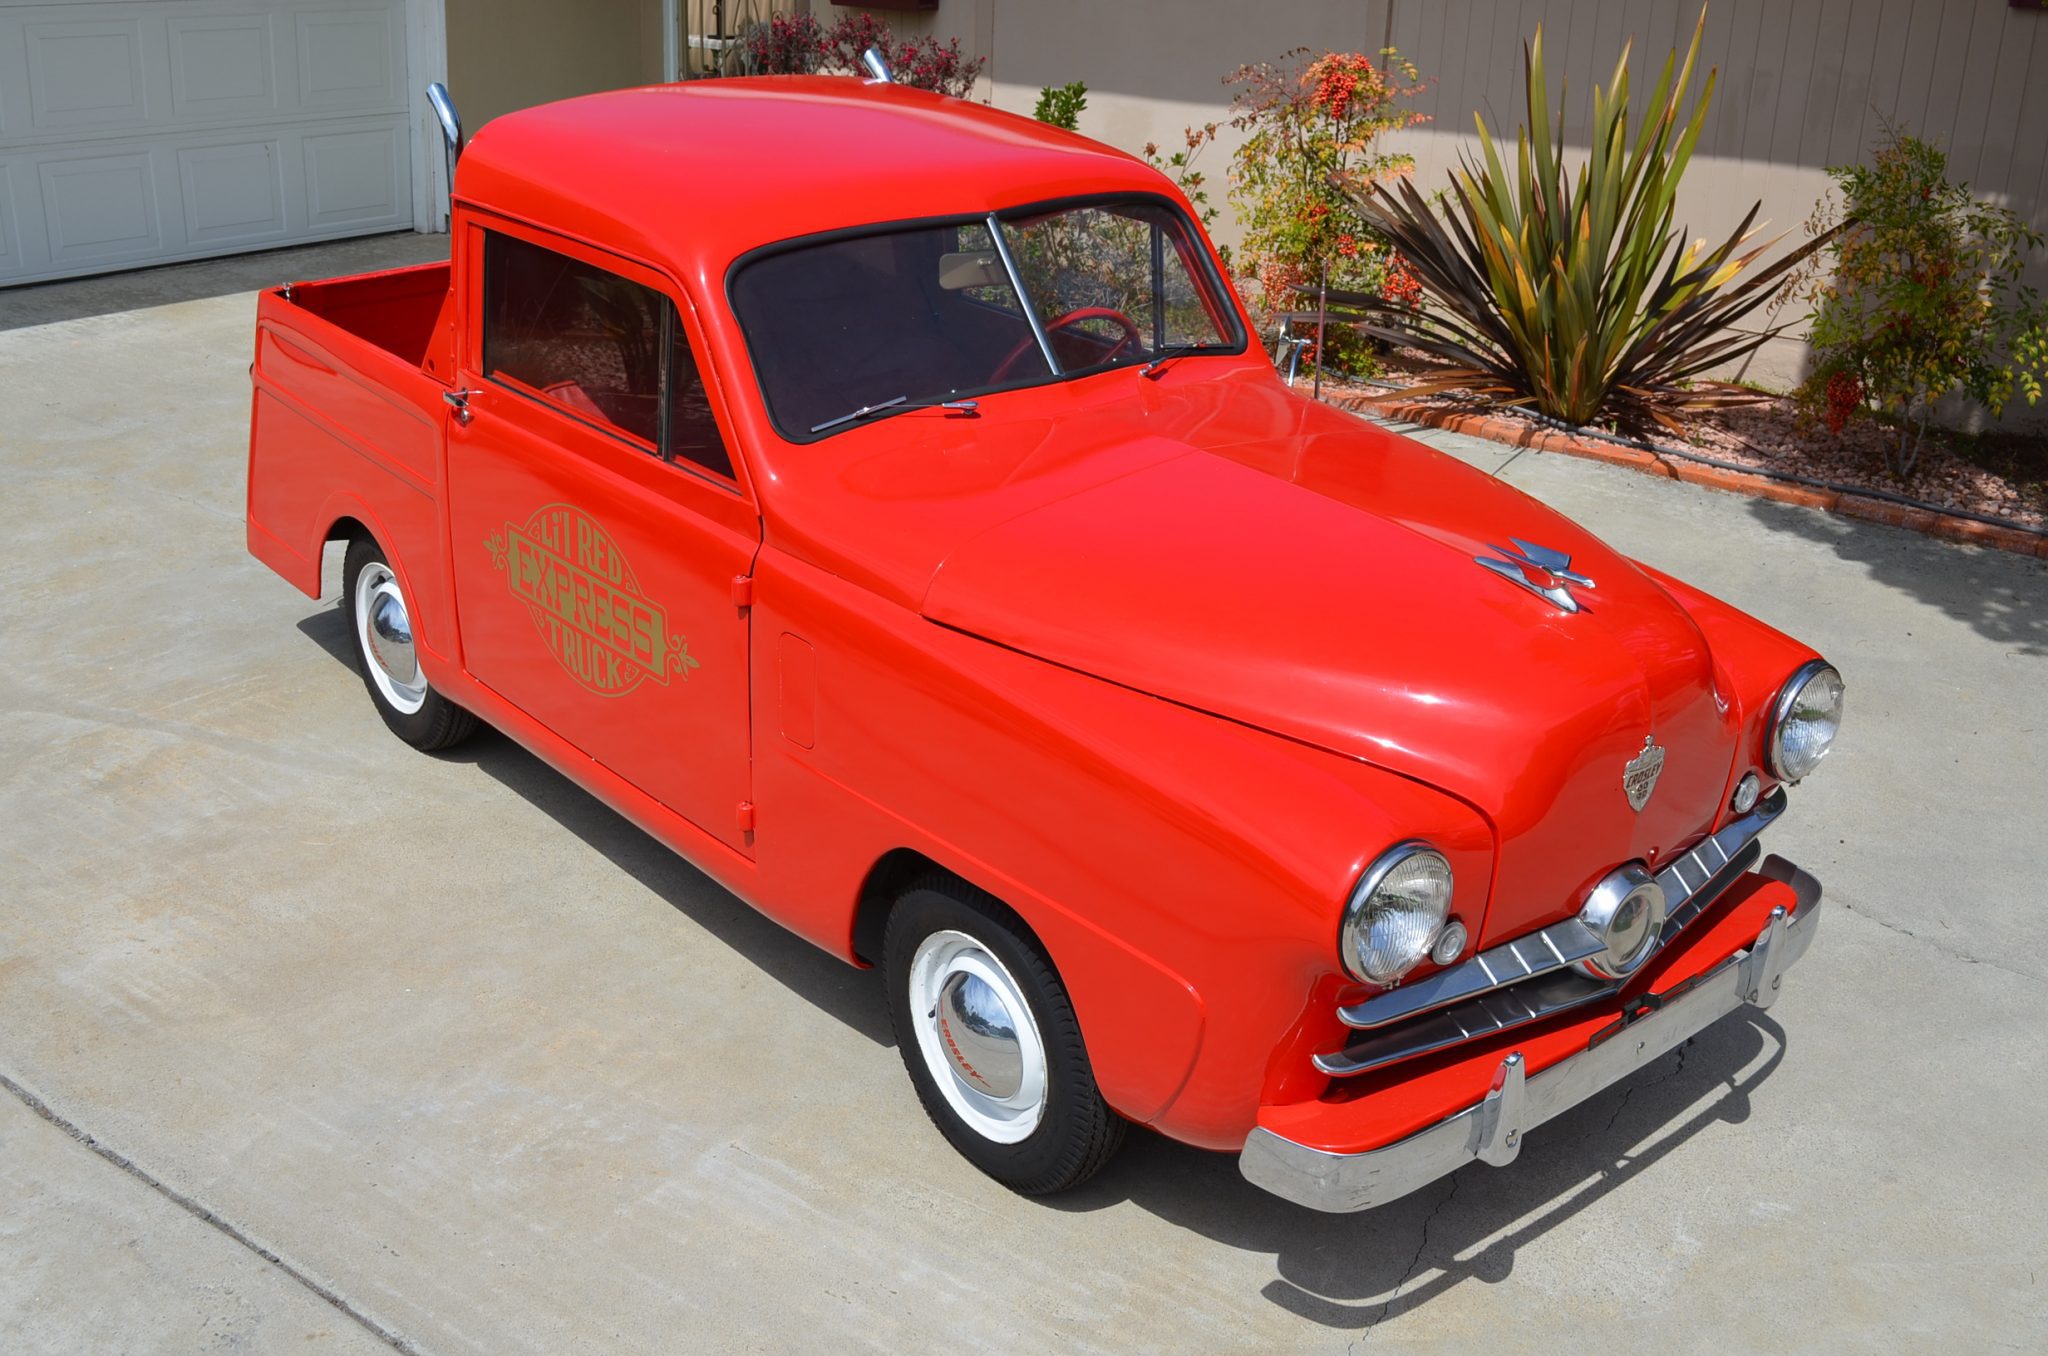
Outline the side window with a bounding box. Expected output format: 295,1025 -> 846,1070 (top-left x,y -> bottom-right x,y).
668,326 -> 734,480
482,231 -> 738,482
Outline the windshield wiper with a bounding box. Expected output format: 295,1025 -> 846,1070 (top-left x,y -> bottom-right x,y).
809,395 -> 979,434
1139,343 -> 1218,378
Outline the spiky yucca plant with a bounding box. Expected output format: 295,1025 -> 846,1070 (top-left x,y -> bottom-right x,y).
1346,8 -> 1833,432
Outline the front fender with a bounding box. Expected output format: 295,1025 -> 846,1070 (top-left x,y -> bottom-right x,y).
747,546 -> 1494,1147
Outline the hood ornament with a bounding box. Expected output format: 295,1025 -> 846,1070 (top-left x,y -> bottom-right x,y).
1623,736 -> 1666,812
1475,538 -> 1594,614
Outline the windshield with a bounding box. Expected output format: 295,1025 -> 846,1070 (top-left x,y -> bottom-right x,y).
729,196 -> 1243,441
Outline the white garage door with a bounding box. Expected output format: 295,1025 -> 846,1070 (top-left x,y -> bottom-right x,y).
0,0 -> 414,286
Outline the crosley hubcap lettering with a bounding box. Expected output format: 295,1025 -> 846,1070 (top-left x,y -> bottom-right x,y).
908,931 -> 1047,1143
485,504 -> 701,697
368,592 -> 417,685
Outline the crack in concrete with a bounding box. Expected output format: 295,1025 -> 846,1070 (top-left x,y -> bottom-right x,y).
1838,901 -> 2044,984
1604,1038 -> 1691,1137
1361,1173 -> 1459,1342
0,1067 -> 423,1356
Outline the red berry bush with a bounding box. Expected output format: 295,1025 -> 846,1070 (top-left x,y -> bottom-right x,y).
739,11 -> 985,99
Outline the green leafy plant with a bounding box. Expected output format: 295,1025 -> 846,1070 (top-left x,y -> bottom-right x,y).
1225,49 -> 1429,374
1033,81 -> 1088,131
1791,127 -> 2047,475
1345,8 -> 1832,431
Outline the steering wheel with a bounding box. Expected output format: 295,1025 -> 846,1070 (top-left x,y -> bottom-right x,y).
992,307 -> 1144,382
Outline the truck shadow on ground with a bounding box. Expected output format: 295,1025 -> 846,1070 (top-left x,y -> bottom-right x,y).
300,603 -> 1791,1328
295,609 -> 895,1050
1744,497 -> 2048,657
1060,1013 -> 1788,1331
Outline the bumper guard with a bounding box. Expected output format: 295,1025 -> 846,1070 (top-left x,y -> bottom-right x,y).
1240,855 -> 1822,1212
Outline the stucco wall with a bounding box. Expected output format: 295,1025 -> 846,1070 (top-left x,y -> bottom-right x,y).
446,0 -> 666,133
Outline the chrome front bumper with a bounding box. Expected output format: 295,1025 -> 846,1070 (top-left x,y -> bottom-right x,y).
1240,856 -> 1822,1213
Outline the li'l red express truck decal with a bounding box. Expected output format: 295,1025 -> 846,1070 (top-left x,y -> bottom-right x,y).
484,502 -> 702,696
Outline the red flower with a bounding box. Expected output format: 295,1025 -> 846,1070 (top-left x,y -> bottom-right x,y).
1824,370 -> 1863,435
1380,252 -> 1423,308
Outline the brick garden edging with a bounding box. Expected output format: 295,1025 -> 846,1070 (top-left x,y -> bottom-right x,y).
1339,394 -> 2048,561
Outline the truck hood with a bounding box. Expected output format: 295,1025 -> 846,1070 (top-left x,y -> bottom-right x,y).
918,424 -> 1742,941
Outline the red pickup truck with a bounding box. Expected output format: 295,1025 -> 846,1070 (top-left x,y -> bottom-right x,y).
245,72 -> 1840,1211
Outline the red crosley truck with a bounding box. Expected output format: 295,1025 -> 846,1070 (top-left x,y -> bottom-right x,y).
246,73 -> 1841,1211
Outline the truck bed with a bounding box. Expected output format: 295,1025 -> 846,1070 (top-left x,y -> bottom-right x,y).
286,261 -> 450,368
245,261 -> 459,668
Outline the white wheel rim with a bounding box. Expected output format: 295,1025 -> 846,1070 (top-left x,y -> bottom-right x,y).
353,559 -> 428,715
907,930 -> 1048,1144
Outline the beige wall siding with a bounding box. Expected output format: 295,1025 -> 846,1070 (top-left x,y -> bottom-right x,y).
447,0 -> 666,132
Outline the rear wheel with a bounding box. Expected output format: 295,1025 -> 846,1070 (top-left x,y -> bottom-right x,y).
341,536 -> 478,752
884,876 -> 1125,1195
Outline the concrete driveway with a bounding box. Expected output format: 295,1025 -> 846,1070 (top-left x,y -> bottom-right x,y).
3,235 -> 2045,1354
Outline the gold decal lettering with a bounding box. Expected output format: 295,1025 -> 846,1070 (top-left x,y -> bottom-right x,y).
484,503 -> 702,698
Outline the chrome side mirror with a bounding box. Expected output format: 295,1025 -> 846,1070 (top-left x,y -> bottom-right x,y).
860,47 -> 893,83
426,82 -> 463,210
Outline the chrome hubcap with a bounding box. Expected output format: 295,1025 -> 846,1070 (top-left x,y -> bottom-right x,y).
935,971 -> 1023,1098
907,931 -> 1046,1143
354,560 -> 428,715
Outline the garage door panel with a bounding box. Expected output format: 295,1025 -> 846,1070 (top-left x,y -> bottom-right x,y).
294,5 -> 400,112
38,148 -> 162,265
1,1 -> 413,286
178,138 -> 284,244
302,122 -> 401,228
0,162 -> 22,277
0,24 -> 17,136
23,16 -> 146,131
168,14 -> 277,120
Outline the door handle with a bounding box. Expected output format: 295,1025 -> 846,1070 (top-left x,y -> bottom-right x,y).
443,387 -> 480,425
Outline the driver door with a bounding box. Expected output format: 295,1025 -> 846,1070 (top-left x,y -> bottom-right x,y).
445,221 -> 760,853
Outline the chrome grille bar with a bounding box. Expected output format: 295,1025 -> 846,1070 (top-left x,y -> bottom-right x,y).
1315,838 -> 1765,1078
1336,789 -> 1787,1035
1316,970 -> 1616,1076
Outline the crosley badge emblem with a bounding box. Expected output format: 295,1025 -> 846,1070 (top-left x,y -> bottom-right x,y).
485,503 -> 700,697
1623,735 -> 1666,812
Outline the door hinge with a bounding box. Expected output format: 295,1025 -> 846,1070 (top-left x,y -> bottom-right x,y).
731,574 -> 754,608
735,800 -> 756,834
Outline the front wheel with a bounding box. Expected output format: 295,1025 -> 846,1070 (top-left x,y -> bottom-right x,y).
341,536 -> 478,752
884,877 -> 1125,1195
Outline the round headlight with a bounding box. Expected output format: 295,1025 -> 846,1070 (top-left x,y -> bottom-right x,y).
1576,864 -> 1668,980
1341,843 -> 1453,985
1768,660 -> 1845,783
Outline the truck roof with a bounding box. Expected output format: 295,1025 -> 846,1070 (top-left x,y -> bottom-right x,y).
456,78 -> 1166,279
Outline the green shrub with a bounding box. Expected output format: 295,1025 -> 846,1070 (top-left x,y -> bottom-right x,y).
1033,82 -> 1088,131
1794,127 -> 2048,475
1345,8 -> 1830,431
1224,48 -> 1428,374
